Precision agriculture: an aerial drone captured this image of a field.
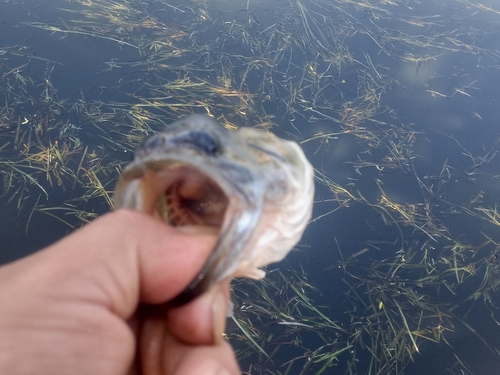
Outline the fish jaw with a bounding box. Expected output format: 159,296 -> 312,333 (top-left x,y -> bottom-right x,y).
114,115 -> 314,305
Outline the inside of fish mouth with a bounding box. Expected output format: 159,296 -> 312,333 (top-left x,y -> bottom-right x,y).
154,168 -> 228,229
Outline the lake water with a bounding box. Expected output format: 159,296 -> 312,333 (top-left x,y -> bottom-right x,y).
1,0 -> 500,374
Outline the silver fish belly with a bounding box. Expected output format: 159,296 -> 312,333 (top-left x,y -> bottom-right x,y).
114,114 -> 314,305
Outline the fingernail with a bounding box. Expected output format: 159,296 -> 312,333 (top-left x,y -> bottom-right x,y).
211,285 -> 227,345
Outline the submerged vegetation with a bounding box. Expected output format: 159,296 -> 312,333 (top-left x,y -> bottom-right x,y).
2,0 -> 500,373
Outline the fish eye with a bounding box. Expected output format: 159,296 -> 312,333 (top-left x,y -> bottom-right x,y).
190,131 -> 220,155
177,130 -> 221,155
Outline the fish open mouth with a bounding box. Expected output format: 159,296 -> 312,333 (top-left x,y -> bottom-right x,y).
161,169 -> 228,228
131,164 -> 229,231
113,162 -> 233,306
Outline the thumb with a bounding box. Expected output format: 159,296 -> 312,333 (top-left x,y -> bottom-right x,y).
1,209 -> 218,319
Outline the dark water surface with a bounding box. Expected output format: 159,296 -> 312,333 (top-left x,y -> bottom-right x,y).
2,0 -> 500,374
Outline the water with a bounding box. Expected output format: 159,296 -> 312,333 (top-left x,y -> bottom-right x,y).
1,0 -> 500,373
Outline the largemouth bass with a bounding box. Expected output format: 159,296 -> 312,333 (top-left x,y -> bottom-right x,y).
114,114 -> 314,305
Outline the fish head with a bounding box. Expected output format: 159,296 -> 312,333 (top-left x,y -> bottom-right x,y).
114,114 -> 314,304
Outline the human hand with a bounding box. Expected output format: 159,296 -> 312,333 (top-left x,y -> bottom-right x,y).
0,209 -> 239,375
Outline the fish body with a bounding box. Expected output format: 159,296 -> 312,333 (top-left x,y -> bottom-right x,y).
114,114 -> 314,304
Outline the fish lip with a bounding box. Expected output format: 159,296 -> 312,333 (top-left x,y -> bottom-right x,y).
115,151 -> 253,212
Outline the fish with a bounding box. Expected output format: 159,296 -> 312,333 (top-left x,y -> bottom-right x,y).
114,114 -> 314,305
